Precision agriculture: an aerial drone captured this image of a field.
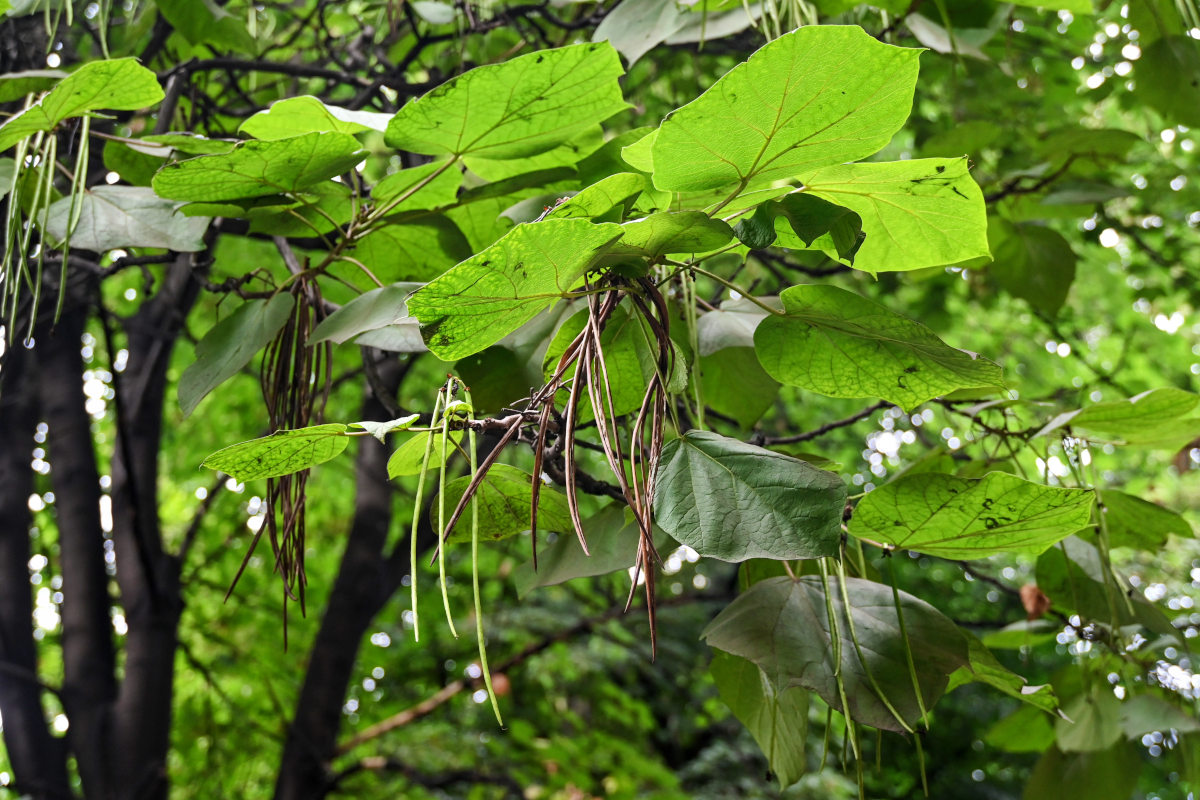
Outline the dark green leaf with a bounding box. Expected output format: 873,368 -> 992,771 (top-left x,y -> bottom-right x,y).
386,430 -> 463,479
154,0 -> 255,52
1135,36 -> 1200,126
178,294 -> 294,417
1024,743 -> 1141,800
435,464 -> 572,543
710,651 -> 809,789
654,431 -> 846,562
986,219 -> 1076,316
702,575 -> 970,731
1097,489 -> 1193,550
1036,388 -> 1200,449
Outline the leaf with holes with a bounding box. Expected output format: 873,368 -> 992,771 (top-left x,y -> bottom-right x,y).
406,218 -> 622,361
152,132 -> 366,202
847,472 -> 1094,559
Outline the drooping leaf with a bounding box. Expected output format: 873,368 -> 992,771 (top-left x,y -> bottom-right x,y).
737,193 -> 865,262
152,132 -> 366,202
384,42 -> 630,160
386,431 -> 463,479
1036,388 -> 1200,449
200,425 -> 350,482
847,472 -> 1095,559
710,651 -> 809,789
702,575 -> 970,731
649,26 -> 921,193
178,294 -> 294,417
592,0 -> 686,67
546,172 -> 644,221
947,631 -> 1059,714
1097,489 -> 1193,550
42,185 -> 210,252
406,218 -> 622,360
754,284 -> 1004,410
986,219 -> 1077,316
309,284 -> 422,345
0,58 -> 164,151
240,96 -> 391,139
1056,688 -> 1124,753
653,431 -> 846,562
1036,537 -> 1176,637
789,157 -> 989,273
434,464 -> 572,543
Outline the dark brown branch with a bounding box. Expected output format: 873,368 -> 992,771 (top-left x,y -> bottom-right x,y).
755,401 -> 889,446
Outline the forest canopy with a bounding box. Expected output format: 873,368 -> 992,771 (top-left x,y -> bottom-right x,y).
2,1 -> 1200,799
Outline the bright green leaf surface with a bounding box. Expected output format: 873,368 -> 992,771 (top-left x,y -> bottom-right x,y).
178,294 -> 294,417
201,424 -> 349,482
241,96 -> 391,139
386,431 -> 463,479
754,284 -> 1004,409
0,58 -> 164,151
653,430 -> 846,562
614,211 -> 735,258
43,185 -> 210,252
1036,388 -> 1200,448
152,132 -> 366,202
406,218 -> 623,360
154,0 -> 256,51
546,172 -> 644,221
702,575 -> 970,731
384,42 -> 629,160
650,26 -> 920,193
710,651 -> 809,789
848,472 -> 1094,559
947,632 -> 1059,714
0,69 -> 66,103
792,157 -> 989,273
371,160 -> 463,209
351,217 -> 473,283
435,464 -> 572,543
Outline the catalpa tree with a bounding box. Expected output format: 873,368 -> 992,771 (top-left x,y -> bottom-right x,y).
1,2 -> 1198,799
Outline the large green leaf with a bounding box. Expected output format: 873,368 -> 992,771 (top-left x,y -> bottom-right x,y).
653,430 -> 846,562
754,284 -> 1004,410
710,651 -> 809,789
0,69 -> 66,104
1056,688 -> 1123,753
1135,36 -> 1200,127
435,464 -> 572,544
545,172 -> 644,221
649,26 -> 920,193
406,219 -> 622,360
200,425 -> 350,482
370,160 -> 463,210
178,294 -> 294,417
43,186 -> 210,252
384,42 -> 629,160
1036,388 -> 1200,449
985,219 -> 1076,316
1097,489 -> 1193,550
240,96 -> 391,139
0,58 -> 164,151
614,212 -> 735,258
788,158 -> 989,273
152,133 -> 366,202
847,472 -> 1095,559
702,575 -> 970,731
